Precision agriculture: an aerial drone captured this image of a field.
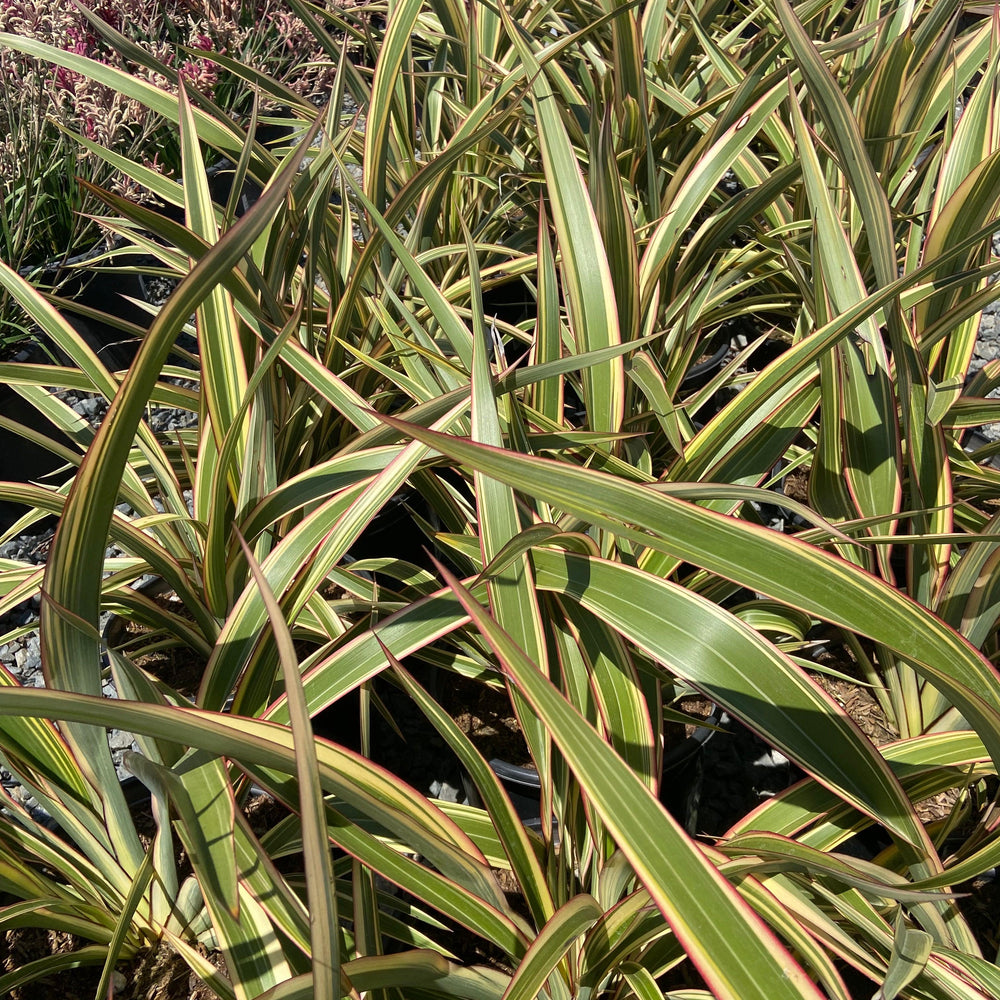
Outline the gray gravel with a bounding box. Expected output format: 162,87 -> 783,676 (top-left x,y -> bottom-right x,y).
963,234 -> 1000,446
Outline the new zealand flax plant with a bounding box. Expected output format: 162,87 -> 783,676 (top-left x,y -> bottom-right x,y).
3,0 -> 1000,997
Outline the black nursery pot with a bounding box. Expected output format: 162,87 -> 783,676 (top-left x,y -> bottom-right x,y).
486,758 -> 546,831
18,240 -> 155,369
477,706 -> 723,832
681,336 -> 730,390
0,350 -> 79,530
658,707 -> 723,827
1,243 -> 161,529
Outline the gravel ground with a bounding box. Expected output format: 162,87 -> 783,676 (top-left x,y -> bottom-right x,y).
964,237 -> 1000,433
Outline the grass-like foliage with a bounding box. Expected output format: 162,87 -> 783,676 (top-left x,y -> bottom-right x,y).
0,0 -> 347,348
2,0 -> 1000,997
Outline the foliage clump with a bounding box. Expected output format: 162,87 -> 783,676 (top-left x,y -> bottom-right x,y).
2,1 -> 1000,998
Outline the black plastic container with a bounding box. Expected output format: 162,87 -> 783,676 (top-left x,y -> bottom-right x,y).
470,705 -> 724,833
